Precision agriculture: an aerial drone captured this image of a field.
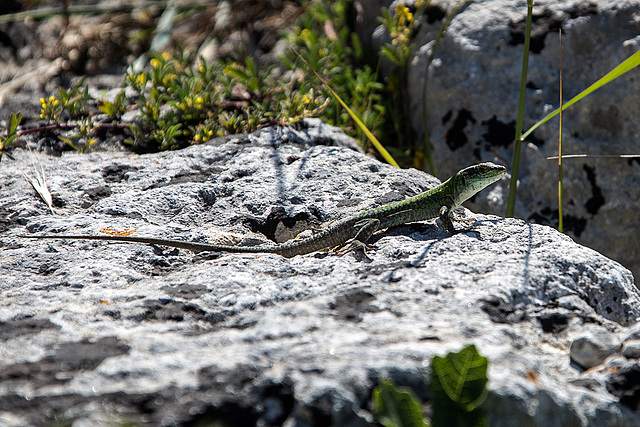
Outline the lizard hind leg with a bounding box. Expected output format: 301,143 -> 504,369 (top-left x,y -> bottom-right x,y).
334,218 -> 380,256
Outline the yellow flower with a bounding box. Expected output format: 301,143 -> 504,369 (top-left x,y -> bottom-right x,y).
150,58 -> 159,68
395,3 -> 412,26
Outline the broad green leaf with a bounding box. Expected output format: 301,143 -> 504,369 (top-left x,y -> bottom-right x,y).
522,49 -> 640,140
373,378 -> 429,427
431,344 -> 488,427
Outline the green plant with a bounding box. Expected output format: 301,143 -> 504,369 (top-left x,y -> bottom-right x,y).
374,378 -> 428,427
0,112 -> 22,160
505,0 -> 534,218
124,50 -> 329,150
431,344 -> 488,427
373,345 -> 489,427
0,1 -> 445,165
378,1 -> 428,166
284,0 -> 387,148
98,90 -> 128,119
292,46 -> 398,167
13,47 -> 330,153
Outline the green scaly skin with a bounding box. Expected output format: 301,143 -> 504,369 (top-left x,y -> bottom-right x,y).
20,163 -> 506,258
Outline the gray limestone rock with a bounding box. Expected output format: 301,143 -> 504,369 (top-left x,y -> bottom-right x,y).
367,0 -> 640,282
622,341 -> 640,359
569,325 -> 622,369
1,119 -> 640,426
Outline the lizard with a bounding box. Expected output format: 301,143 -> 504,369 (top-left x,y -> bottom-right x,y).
19,162 -> 506,258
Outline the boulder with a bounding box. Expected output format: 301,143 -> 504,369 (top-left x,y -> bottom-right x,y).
1,120 -> 639,426
369,0 -> 640,282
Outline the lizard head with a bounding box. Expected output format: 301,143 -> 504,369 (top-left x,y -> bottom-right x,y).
451,162 -> 506,206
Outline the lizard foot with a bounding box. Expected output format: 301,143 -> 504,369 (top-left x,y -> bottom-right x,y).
333,239 -> 374,257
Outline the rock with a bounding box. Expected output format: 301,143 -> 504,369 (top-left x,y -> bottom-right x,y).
606,362 -> 640,411
1,119 -> 640,426
624,322 -> 640,341
366,0 -> 640,281
569,325 -> 622,369
621,341 -> 640,359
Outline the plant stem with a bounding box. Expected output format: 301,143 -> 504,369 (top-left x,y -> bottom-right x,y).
558,29 -> 563,233
506,0 -> 533,218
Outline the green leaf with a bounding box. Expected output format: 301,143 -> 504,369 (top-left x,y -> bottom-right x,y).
522,48 -> 640,141
98,100 -> 115,117
373,378 -> 429,427
9,112 -> 21,135
431,345 -> 488,427
224,64 -> 251,82
58,87 -> 68,104
5,134 -> 18,145
381,45 -> 401,65
351,32 -> 363,59
58,136 -> 80,152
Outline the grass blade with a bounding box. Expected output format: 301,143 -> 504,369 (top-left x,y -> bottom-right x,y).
506,0 -> 534,218
558,29 -> 563,233
521,48 -> 640,141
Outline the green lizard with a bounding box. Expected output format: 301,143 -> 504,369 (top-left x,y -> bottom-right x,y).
20,162 -> 506,258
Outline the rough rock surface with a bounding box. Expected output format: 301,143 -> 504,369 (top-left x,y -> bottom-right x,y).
1,119 -> 640,426
370,0 -> 640,281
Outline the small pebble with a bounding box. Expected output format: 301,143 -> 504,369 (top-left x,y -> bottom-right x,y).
570,326 -> 621,369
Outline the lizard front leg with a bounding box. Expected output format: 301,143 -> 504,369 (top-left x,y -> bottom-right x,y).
334,218 -> 380,256
439,206 -> 457,234
439,206 -> 476,234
